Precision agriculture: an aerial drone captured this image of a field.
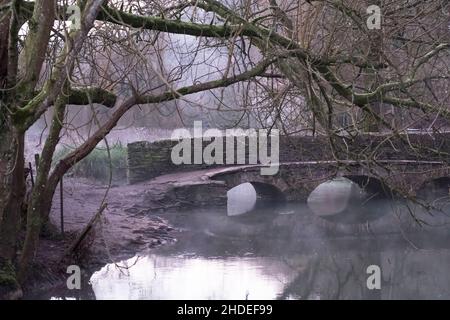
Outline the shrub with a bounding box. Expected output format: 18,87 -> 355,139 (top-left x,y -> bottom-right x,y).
53,143 -> 127,182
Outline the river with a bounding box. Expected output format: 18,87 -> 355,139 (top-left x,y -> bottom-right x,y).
53,180 -> 450,299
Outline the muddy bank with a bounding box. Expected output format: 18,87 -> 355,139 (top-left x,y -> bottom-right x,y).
24,166 -> 236,298
24,177 -> 180,299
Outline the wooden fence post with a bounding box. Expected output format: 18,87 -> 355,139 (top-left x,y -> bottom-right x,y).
60,176 -> 64,237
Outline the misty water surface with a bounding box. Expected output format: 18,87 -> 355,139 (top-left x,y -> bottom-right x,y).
87,180 -> 450,300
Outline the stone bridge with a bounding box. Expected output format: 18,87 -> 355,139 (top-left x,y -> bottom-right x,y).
127,133 -> 450,202
206,160 -> 450,201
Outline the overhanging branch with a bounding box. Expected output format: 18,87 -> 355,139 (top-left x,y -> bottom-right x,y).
68,87 -> 116,108
48,57 -> 274,186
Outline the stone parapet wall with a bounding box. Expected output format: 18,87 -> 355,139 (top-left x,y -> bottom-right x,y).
127,133 -> 450,184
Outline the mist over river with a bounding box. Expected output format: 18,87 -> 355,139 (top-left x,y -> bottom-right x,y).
39,179 -> 450,300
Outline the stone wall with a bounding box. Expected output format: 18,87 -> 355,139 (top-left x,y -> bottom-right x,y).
127,133 -> 450,184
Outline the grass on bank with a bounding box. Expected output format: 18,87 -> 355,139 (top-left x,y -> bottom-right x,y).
52,143 -> 127,182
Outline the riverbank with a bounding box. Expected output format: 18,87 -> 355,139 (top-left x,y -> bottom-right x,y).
23,177 -> 178,299
22,167 -> 237,298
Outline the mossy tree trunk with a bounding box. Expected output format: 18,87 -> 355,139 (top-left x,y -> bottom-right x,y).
18,96 -> 66,282
0,0 -> 23,298
0,113 -> 24,299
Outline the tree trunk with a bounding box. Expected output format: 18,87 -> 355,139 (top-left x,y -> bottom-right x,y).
0,119 -> 25,298
18,99 -> 66,282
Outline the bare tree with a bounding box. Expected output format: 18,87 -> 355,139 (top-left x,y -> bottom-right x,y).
0,0 -> 449,298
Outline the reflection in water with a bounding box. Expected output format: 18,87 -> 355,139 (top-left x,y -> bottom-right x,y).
91,255 -> 293,300
307,177 -> 363,216
307,177 -> 390,224
227,183 -> 257,216
84,180 -> 450,300
87,199 -> 450,300
90,244 -> 450,300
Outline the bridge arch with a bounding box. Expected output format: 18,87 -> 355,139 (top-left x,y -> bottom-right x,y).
417,176 -> 450,200
250,181 -> 286,202
226,181 -> 286,216
343,175 -> 394,199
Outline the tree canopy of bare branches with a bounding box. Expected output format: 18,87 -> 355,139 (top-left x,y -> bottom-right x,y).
0,0 -> 449,298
